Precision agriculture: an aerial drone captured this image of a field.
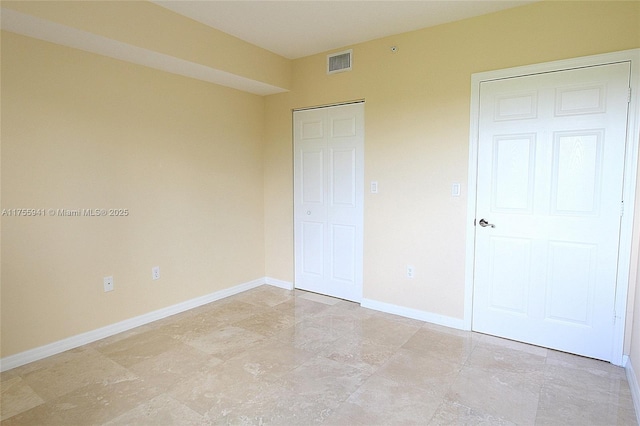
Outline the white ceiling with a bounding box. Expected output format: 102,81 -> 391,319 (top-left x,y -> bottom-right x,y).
155,1 -> 536,59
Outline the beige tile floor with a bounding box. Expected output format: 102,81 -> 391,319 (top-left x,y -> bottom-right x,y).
1,285 -> 637,425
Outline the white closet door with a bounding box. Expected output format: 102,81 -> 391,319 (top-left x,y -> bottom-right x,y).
294,103 -> 364,302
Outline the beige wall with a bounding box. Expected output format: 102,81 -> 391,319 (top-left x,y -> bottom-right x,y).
263,1 -> 640,320
2,0 -> 640,363
1,32 -> 266,357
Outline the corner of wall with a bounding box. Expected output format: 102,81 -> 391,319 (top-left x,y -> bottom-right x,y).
625,356 -> 640,423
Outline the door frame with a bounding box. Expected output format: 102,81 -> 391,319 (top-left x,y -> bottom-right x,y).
464,49 -> 640,365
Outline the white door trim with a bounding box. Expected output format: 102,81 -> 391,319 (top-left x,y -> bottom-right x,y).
464,49 -> 640,366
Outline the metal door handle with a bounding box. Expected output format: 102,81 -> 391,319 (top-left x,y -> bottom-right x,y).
478,218 -> 495,228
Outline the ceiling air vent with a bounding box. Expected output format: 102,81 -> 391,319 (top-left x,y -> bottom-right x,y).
327,49 -> 352,74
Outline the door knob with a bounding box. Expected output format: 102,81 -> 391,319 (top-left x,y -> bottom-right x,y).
478,218 -> 495,228
306,211 -> 311,215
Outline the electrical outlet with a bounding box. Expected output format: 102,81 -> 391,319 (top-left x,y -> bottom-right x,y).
103,276 -> 114,292
152,266 -> 160,280
407,266 -> 414,279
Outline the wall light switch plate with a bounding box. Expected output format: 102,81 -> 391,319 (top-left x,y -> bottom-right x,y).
104,276 -> 114,292
452,183 -> 461,197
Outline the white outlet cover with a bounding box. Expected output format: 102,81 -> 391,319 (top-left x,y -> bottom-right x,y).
152,266 -> 160,280
407,266 -> 414,279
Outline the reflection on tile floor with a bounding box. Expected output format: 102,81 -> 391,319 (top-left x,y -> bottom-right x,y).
1,285 -> 637,425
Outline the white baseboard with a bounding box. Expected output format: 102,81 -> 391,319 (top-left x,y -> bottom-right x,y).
361,297 -> 466,330
625,356 -> 640,424
0,277 -> 280,372
264,277 -> 294,290
1,280 -> 461,372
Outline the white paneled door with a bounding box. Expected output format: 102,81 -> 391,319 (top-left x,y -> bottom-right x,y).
294,103 -> 364,302
473,63 -> 631,361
